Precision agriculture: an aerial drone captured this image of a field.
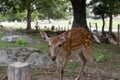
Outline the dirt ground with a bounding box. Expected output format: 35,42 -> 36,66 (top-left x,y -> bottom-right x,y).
30,59 -> 120,80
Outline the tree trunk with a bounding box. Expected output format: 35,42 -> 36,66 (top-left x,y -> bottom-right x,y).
26,10 -> 32,30
101,14 -> 105,39
109,15 -> 113,34
70,0 -> 88,30
8,62 -> 30,80
101,14 -> 105,35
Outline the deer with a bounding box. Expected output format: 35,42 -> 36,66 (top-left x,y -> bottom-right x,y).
40,27 -> 101,80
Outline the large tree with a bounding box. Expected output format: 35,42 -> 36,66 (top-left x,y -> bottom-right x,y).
15,0 -> 56,30
88,0 -> 107,35
1,0 -> 42,30
92,4 -> 106,34
40,0 -> 69,20
107,0 -> 120,34
1,0 -> 70,30
89,0 -> 120,34
1,0 -> 58,30
70,0 -> 89,30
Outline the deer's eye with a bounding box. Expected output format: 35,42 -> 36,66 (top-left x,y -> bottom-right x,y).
58,44 -> 62,47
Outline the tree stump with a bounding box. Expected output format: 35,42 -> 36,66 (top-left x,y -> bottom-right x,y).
8,62 -> 30,80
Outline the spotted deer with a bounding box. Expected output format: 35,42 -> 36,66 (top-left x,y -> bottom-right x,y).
40,28 -> 101,80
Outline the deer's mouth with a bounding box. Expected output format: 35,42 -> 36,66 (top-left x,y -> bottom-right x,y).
51,56 -> 56,61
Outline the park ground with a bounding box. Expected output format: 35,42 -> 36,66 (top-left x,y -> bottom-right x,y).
0,20 -> 120,80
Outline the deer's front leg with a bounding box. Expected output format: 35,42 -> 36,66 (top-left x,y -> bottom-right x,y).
56,59 -> 63,80
56,56 -> 69,80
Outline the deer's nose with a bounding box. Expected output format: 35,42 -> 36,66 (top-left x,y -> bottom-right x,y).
51,56 -> 56,61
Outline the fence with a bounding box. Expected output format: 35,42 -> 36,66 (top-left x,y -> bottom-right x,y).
89,22 -> 120,45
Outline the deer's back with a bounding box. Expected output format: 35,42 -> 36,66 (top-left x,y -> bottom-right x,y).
62,28 -> 93,52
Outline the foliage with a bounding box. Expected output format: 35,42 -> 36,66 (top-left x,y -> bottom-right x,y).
88,0 -> 120,16
0,0 -> 71,21
0,0 -> 72,30
0,14 -> 7,21
88,0 -> 120,34
16,38 -> 27,46
96,54 -> 105,62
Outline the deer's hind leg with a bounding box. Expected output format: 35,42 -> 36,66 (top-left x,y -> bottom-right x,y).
85,47 -> 101,80
75,51 -> 87,80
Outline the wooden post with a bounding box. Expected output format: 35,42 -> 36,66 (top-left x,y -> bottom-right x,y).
89,22 -> 91,32
8,62 -> 30,80
56,27 -> 58,31
95,23 -> 98,36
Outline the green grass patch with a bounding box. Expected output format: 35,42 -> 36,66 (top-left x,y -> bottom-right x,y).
0,32 -> 50,53
16,37 -> 27,46
96,54 -> 105,62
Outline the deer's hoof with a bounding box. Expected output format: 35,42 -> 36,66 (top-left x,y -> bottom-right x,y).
75,77 -> 80,80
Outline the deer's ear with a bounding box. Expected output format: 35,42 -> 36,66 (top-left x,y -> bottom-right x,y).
40,31 -> 49,41
59,31 -> 71,42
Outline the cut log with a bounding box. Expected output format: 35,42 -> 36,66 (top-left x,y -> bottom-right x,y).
8,62 -> 30,80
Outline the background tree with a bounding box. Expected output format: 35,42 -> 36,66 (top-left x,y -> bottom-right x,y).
92,4 -> 106,34
0,0 -> 40,30
39,0 -> 70,20
89,0 -> 120,34
0,0 -> 70,30
88,0 -> 107,35
15,0 -> 57,30
106,0 -> 120,35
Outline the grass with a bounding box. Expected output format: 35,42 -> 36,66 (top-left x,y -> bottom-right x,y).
0,28 -> 120,79
94,44 -> 120,69
0,30 -> 50,53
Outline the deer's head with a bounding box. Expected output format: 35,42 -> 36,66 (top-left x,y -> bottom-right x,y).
40,31 -> 71,61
